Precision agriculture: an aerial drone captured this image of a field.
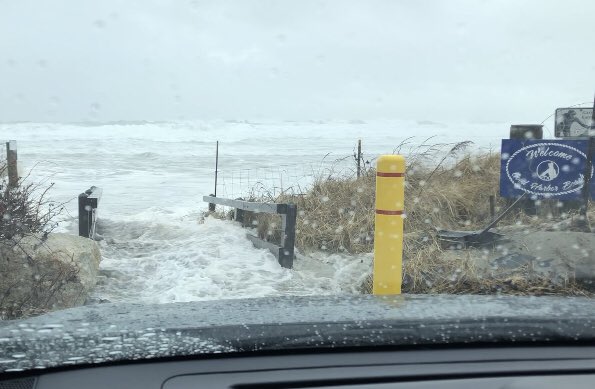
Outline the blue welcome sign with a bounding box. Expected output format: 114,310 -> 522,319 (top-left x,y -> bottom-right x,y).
500,139 -> 594,199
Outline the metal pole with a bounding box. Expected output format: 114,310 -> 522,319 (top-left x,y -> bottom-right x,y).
479,192 -> 527,236
6,140 -> 18,188
357,139 -> 361,178
578,95 -> 595,230
214,140 -> 219,197
208,141 -> 219,212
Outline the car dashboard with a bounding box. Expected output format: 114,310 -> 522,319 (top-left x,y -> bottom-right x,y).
1,345 -> 594,389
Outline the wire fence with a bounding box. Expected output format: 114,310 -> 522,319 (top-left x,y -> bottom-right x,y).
215,155 -> 363,201
211,137 -> 483,202
210,154 -> 372,241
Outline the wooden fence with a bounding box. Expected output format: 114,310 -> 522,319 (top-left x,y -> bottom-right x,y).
203,196 -> 296,269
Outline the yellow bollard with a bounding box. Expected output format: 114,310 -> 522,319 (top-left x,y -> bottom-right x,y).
373,155 -> 405,295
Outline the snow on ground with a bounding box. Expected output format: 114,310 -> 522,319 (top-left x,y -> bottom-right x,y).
0,120 -> 506,304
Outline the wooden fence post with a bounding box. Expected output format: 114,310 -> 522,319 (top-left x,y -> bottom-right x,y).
489,195 -> 496,219
279,204 -> 297,269
6,140 -> 18,188
78,186 -> 102,239
78,193 -> 91,238
208,194 -> 216,212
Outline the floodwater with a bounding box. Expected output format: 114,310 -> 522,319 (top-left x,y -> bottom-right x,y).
1,119 -> 503,303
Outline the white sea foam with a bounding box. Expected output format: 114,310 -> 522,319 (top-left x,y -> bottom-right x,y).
90,213 -> 373,303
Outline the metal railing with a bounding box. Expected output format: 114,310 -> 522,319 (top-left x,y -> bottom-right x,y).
203,195 -> 296,269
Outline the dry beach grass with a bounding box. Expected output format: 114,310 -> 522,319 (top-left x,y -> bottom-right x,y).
218,141 -> 594,296
0,161 -> 74,319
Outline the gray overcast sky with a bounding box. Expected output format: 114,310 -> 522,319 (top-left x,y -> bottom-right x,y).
0,0 -> 593,123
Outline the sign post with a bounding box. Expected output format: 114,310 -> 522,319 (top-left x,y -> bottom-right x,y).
578,97 -> 595,230
508,124 -> 543,215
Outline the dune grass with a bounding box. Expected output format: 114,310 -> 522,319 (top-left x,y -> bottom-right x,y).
213,140 -> 593,296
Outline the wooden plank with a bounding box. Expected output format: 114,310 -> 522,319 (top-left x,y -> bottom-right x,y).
246,234 -> 283,258
203,196 -> 287,214
246,234 -> 294,269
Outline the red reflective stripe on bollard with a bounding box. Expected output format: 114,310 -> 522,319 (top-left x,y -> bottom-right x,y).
375,209 -> 404,215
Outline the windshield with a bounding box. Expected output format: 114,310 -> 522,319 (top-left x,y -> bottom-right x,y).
1,0 -> 594,373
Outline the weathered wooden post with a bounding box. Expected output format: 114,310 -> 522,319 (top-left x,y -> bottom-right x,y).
279,203 -> 297,269
78,193 -> 91,237
234,198 -> 245,224
208,194 -> 216,212
6,140 -> 18,188
78,186 -> 102,239
509,125 -> 543,215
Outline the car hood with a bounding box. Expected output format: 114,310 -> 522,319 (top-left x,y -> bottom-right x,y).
1,294 -> 595,373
